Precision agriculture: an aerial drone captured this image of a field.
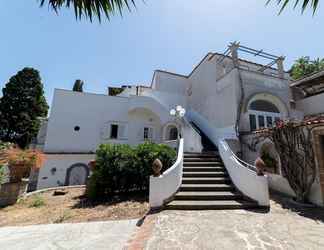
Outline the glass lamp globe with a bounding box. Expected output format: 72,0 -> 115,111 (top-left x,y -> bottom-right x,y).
170,109 -> 176,116
176,105 -> 182,112
179,109 -> 186,117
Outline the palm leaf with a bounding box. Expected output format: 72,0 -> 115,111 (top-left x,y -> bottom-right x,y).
266,0 -> 319,14
39,0 -> 137,22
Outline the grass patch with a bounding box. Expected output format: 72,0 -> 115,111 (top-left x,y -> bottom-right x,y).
28,195 -> 46,208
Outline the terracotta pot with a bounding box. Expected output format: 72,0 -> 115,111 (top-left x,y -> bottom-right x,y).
0,179 -> 29,207
255,157 -> 266,176
152,159 -> 163,177
8,163 -> 31,183
88,160 -> 96,172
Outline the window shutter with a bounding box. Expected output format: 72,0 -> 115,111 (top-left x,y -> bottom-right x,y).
148,127 -> 154,140
118,124 -> 128,139
100,124 -> 110,139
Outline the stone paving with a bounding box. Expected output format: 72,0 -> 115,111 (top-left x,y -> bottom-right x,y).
145,194 -> 324,250
0,220 -> 137,250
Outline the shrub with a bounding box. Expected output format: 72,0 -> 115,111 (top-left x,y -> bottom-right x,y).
0,164 -> 4,185
135,142 -> 176,188
0,141 -> 12,184
261,151 -> 277,171
87,142 -> 176,200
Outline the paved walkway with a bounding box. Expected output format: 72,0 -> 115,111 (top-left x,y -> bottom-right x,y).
0,220 -> 137,250
145,194 -> 324,250
1,194 -> 324,250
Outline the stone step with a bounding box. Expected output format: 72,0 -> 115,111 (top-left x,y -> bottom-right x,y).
174,191 -> 243,201
184,162 -> 224,167
183,167 -> 225,172
180,183 -> 235,192
184,158 -> 221,162
165,200 -> 259,210
184,151 -> 219,155
183,172 -> 227,178
184,153 -> 218,158
182,177 -> 231,184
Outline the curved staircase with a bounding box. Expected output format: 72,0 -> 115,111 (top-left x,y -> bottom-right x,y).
165,122 -> 259,210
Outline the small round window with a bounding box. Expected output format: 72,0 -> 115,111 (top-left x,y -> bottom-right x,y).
74,126 -> 80,132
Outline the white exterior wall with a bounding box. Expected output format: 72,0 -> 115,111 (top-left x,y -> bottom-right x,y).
152,71 -> 189,96
296,92 -> 324,116
44,89 -> 130,153
143,89 -> 187,111
128,108 -> 162,145
188,57 -> 239,129
37,154 -> 94,190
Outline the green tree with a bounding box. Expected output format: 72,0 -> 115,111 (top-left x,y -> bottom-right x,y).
0,68 -> 49,148
267,0 -> 320,14
40,0 -> 137,22
290,56 -> 324,80
72,79 -> 84,92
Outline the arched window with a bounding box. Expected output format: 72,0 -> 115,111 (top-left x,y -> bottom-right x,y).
169,127 -> 178,140
249,100 -> 281,131
250,100 -> 280,113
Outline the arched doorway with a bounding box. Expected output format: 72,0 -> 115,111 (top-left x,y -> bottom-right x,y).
163,123 -> 179,141
169,127 -> 178,140
65,163 -> 89,186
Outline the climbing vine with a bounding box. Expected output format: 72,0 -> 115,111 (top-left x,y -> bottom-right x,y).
257,120 -> 318,203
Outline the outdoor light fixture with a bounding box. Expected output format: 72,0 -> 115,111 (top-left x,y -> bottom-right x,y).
170,105 -> 186,118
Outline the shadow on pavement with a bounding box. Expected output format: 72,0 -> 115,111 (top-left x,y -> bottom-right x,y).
270,190 -> 324,223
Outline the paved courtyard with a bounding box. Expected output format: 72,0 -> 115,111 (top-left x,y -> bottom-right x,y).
145,194 -> 324,250
0,220 -> 137,250
0,194 -> 324,250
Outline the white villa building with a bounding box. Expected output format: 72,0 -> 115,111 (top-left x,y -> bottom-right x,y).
36,43 -> 324,208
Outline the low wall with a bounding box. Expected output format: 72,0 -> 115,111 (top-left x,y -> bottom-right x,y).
149,139 -> 184,208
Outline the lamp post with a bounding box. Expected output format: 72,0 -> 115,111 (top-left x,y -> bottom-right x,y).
170,105 -> 186,119
170,105 -> 186,139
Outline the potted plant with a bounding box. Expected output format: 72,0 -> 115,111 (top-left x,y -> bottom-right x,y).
0,148 -> 46,207
261,151 -> 278,174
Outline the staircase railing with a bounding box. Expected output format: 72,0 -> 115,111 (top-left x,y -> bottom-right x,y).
149,138 -> 184,208
218,139 -> 269,206
224,140 -> 257,173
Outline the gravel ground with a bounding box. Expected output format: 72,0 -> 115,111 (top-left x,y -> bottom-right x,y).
0,187 -> 149,227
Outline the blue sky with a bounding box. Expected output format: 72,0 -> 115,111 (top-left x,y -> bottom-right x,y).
0,1 -> 323,106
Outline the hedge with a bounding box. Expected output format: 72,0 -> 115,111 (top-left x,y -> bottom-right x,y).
87,142 -> 176,200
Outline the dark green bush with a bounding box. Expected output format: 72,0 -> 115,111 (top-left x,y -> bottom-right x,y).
87,142 -> 176,200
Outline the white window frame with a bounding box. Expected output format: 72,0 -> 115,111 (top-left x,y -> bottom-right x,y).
249,110 -> 281,131
101,121 -> 128,140
143,126 -> 154,141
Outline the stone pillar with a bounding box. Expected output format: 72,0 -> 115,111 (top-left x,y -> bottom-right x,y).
277,57 -> 285,78
229,42 -> 240,67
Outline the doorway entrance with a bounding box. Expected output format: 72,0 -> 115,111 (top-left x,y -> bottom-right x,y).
65,163 -> 89,186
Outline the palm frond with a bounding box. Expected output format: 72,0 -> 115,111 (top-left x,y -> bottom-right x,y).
266,0 -> 319,15
39,0 -> 137,22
